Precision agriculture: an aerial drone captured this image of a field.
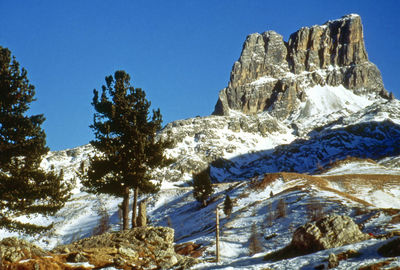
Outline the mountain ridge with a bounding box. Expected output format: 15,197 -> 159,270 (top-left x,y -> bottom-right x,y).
213,14 -> 391,118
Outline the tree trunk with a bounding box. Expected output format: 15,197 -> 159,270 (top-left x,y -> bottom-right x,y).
122,186 -> 130,231
137,200 -> 147,227
131,187 -> 139,228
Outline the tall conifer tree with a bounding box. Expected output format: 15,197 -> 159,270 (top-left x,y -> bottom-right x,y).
82,70 -> 169,230
0,46 -> 71,233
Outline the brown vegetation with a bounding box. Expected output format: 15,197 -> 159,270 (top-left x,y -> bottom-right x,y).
175,242 -> 205,258
358,259 -> 398,270
249,171 -> 400,208
318,156 -> 377,174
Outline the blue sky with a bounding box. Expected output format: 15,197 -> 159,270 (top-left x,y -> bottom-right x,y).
1,1 -> 399,150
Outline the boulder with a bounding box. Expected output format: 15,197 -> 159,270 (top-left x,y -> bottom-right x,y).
291,215 -> 369,252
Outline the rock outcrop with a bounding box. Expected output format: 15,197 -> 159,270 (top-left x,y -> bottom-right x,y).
213,14 -> 388,119
0,237 -> 49,263
53,226 -> 198,269
291,215 -> 369,252
1,227 -> 198,269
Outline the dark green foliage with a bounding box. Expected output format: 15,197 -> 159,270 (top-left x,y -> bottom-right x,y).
0,46 -> 71,233
223,195 -> 233,217
81,70 -> 170,229
192,167 -> 213,207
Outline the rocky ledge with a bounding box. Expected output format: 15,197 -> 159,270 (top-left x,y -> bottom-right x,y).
213,14 -> 390,118
1,226 -> 199,270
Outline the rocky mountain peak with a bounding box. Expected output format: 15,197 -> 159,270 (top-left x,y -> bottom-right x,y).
213,14 -> 389,118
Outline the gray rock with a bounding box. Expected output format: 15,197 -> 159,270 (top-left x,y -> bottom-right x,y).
54,226 -> 199,269
291,215 -> 369,253
213,14 -> 388,118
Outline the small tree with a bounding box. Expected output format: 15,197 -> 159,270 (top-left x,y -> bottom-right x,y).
82,70 -> 170,230
0,46 -> 71,233
265,202 -> 274,227
248,223 -> 263,255
307,197 -> 324,221
92,200 -> 110,236
276,198 -> 287,218
223,195 -> 233,218
192,167 -> 213,207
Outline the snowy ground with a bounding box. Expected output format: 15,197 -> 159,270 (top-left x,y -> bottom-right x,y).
2,163 -> 400,269
2,88 -> 400,268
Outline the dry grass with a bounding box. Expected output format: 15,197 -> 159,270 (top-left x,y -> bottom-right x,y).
336,249 -> 361,261
319,156 -> 377,174
252,172 -> 378,206
324,174 -> 400,191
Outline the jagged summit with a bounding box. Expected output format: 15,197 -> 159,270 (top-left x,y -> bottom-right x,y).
213,14 -> 389,118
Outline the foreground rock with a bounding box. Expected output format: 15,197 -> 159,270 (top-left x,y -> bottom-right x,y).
265,215 -> 370,262
1,227 -> 199,269
0,237 -> 49,263
54,226 -> 199,269
291,214 -> 370,252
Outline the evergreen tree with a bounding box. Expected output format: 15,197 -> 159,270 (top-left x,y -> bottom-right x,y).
223,195 -> 233,218
0,46 -> 71,233
82,70 -> 170,230
192,167 -> 213,207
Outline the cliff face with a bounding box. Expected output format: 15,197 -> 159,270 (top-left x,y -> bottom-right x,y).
213,14 -> 388,118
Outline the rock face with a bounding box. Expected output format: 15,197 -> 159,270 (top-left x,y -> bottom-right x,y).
291,215 -> 369,252
213,14 -> 388,119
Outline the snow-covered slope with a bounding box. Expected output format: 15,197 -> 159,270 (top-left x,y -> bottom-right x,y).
3,14 -> 400,270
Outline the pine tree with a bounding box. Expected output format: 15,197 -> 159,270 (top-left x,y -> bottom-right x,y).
192,167 -> 213,207
0,46 -> 71,233
223,195 -> 233,218
82,70 -> 170,230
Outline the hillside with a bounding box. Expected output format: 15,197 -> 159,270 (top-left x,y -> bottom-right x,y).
2,14 -> 400,269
